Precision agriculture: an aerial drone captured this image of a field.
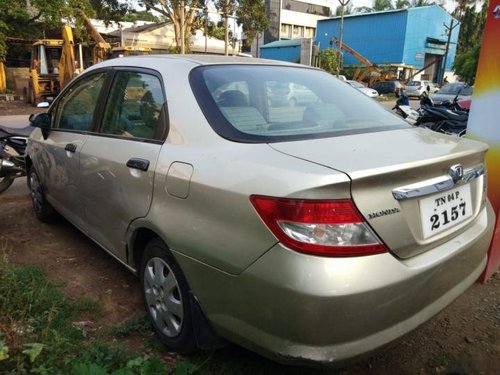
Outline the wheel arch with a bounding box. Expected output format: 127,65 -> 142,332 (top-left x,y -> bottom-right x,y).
129,225 -> 226,350
130,227 -> 160,271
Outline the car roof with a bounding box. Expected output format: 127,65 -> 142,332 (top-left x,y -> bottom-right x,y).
86,54 -> 303,72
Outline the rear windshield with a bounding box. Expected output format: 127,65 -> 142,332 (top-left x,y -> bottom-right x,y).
407,81 -> 421,86
190,65 -> 407,143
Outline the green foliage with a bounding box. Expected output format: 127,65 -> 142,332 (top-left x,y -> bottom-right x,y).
373,0 -> 394,11
319,48 -> 340,75
453,43 -> 480,84
236,0 -> 269,50
335,4 -> 353,16
110,316 -> 150,337
0,245 -> 167,374
452,2 -> 487,84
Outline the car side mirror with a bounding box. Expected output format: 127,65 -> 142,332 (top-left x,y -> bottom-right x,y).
36,102 -> 50,108
29,113 -> 51,140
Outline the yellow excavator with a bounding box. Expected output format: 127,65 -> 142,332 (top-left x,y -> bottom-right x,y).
330,36 -> 396,86
29,9 -> 112,105
29,38 -> 64,105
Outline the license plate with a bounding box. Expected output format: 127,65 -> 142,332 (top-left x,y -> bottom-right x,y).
419,184 -> 473,239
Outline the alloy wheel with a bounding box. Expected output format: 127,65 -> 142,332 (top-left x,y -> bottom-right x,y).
143,257 -> 184,338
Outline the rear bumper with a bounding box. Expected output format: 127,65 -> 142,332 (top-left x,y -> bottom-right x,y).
404,89 -> 424,97
177,203 -> 494,366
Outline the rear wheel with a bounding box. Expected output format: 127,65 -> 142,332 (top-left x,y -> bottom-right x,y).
0,176 -> 15,193
28,167 -> 56,222
140,238 -> 198,353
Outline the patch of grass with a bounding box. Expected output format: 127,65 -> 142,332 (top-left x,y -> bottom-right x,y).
0,238 -> 169,374
111,316 -> 150,337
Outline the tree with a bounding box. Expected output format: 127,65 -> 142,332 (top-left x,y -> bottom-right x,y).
453,43 -> 480,84
335,4 -> 353,16
452,1 -> 487,83
394,0 -> 411,9
140,0 -> 206,53
373,0 -> 394,11
318,48 -> 340,75
235,0 -> 269,52
214,0 -> 237,55
0,0 -> 96,61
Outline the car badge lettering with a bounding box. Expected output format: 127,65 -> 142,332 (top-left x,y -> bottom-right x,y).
449,164 -> 464,184
368,207 -> 401,220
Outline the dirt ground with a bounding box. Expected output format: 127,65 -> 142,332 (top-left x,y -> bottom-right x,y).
0,101 -> 499,374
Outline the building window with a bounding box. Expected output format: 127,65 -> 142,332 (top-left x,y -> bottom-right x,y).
280,24 -> 292,39
305,27 -> 315,39
292,25 -> 304,38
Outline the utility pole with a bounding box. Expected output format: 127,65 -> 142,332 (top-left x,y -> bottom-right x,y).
440,18 -> 458,85
337,0 -> 351,77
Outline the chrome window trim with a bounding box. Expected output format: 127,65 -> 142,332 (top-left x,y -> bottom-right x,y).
392,164 -> 485,201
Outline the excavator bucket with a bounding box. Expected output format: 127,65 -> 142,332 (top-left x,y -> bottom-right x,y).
59,25 -> 76,89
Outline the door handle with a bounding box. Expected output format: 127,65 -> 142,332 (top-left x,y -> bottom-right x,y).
126,158 -> 150,171
65,143 -> 77,153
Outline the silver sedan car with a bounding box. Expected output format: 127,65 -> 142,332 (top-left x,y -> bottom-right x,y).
26,55 -> 494,367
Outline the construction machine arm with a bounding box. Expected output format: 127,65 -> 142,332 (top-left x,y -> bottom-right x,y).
77,9 -> 111,64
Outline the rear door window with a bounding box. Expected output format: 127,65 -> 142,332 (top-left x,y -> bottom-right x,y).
100,71 -> 166,140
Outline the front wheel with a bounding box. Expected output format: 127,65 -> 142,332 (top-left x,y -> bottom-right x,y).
0,176 -> 15,193
28,167 -> 56,222
140,238 -> 198,353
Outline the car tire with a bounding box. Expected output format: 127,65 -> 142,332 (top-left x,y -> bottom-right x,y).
28,166 -> 56,222
140,238 -> 198,353
0,176 -> 15,193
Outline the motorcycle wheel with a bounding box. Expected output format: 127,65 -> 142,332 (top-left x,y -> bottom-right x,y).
0,176 -> 15,193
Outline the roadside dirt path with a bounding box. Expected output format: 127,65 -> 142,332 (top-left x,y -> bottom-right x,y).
0,101 -> 498,374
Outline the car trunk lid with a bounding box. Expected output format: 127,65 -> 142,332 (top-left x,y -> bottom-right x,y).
269,128 -> 488,259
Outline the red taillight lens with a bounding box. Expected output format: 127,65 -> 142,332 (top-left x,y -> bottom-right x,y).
250,196 -> 388,257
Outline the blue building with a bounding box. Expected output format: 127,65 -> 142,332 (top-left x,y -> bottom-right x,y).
316,5 -> 460,82
259,39 -> 303,63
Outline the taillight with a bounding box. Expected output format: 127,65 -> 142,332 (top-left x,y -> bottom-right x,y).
250,196 -> 388,257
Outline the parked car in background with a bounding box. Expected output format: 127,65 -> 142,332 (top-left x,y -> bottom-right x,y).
267,82 -> 318,106
430,83 -> 474,105
370,80 -> 403,95
26,56 -> 494,367
404,80 -> 439,99
346,80 -> 379,97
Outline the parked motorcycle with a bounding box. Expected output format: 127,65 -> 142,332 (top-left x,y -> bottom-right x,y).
415,92 -> 469,136
0,124 -> 33,193
393,92 -> 469,136
392,94 -> 421,125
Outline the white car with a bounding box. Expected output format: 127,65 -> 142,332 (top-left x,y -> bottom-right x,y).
404,80 -> 439,99
346,80 -> 379,97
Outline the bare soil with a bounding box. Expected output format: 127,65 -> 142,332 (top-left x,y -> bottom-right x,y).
0,99 -> 45,116
0,101 -> 499,374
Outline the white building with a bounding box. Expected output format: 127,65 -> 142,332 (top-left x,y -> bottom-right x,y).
250,1 -> 332,56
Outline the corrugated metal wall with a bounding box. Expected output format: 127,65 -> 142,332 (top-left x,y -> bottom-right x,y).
404,6 -> 460,71
315,5 -> 459,71
260,45 -> 302,63
316,10 -> 408,66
